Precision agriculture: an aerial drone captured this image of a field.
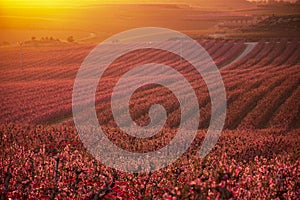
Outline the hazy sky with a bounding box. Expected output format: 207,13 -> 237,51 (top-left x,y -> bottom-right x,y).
1,0 -> 297,7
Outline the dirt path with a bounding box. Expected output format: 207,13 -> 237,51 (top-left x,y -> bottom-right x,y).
221,42 -> 258,70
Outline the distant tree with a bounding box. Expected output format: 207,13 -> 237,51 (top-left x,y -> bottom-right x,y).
31,36 -> 36,41
67,36 -> 75,43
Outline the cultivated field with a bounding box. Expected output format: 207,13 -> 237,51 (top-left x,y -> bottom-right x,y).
0,39 -> 299,199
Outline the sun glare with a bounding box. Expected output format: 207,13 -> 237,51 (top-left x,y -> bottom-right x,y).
0,0 -> 138,8
1,0 -> 71,7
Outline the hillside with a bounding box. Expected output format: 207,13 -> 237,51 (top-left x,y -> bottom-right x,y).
235,14 -> 300,39
0,39 -> 299,129
145,0 -> 255,9
247,14 -> 300,32
0,37 -> 299,199
192,0 -> 255,9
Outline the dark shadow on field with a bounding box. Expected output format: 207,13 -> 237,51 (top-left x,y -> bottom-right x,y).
230,137 -> 298,162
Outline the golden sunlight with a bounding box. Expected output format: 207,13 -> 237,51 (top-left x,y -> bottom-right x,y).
0,0 -> 141,8
1,0 -> 70,7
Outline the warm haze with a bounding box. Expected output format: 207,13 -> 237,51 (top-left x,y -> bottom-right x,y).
1,0 -> 299,44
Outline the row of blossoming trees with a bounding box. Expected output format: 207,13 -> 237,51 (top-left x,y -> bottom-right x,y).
0,39 -> 299,198
1,124 -> 299,199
